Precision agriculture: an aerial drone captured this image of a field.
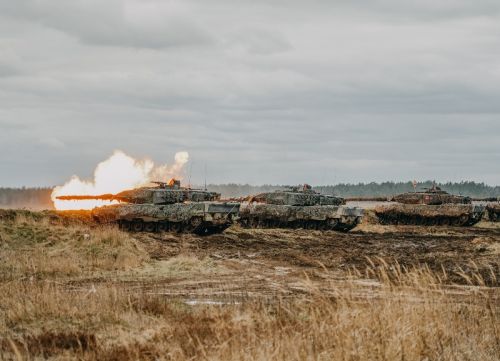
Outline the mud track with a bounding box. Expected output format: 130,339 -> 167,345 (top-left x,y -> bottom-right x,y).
138,226 -> 498,269
127,224 -> 500,301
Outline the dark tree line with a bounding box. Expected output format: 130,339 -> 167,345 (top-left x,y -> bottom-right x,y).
0,188 -> 54,210
1,181 -> 499,209
314,181 -> 500,198
207,181 -> 500,199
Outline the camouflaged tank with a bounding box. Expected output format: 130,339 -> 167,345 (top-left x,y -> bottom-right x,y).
57,180 -> 240,235
374,186 -> 484,226
239,184 -> 363,232
486,203 -> 500,222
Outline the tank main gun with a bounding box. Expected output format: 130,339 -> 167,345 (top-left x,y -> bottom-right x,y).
56,194 -> 116,201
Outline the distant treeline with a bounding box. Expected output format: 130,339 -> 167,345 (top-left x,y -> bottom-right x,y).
207,181 -> 500,199
0,181 -> 499,209
0,188 -> 54,210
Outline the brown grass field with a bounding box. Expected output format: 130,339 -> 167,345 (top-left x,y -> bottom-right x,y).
0,209 -> 499,360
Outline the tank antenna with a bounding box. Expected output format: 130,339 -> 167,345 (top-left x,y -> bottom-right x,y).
204,164 -> 207,191
187,160 -> 194,189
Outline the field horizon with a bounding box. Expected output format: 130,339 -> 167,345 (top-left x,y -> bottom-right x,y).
1,180 -> 499,210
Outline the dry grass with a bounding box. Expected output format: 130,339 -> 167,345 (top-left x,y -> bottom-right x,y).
0,265 -> 498,360
475,220 -> 500,229
0,210 -> 499,360
0,212 -> 148,280
137,255 -> 222,278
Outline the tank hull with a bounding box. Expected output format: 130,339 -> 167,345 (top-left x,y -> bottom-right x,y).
374,204 -> 485,226
486,204 -> 500,222
392,192 -> 470,205
91,202 -> 240,235
239,204 -> 363,232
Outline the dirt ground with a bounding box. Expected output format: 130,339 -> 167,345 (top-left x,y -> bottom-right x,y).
101,220 -> 500,302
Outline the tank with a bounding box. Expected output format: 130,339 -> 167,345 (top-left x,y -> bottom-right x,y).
239,184 -> 363,232
375,185 -> 485,226
486,203 -> 500,222
57,179 -> 240,235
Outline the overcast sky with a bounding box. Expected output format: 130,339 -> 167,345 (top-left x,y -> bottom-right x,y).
1,0 -> 500,187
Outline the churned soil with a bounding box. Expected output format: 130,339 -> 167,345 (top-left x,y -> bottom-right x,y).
129,222 -> 500,300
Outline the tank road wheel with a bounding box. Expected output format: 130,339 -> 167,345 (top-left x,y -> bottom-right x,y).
144,222 -> 157,233
171,222 -> 183,233
239,218 -> 250,228
157,222 -> 169,232
305,221 -> 316,230
192,217 -> 203,228
119,220 -> 131,231
440,218 -> 451,226
269,219 -> 281,228
461,215 -> 472,226
326,218 -> 339,231
131,220 -> 144,232
317,221 -> 328,231
377,216 -> 387,225
250,218 -> 260,228
187,217 -> 203,232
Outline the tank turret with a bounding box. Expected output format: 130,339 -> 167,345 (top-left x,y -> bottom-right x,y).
391,185 -> 471,205
250,184 -> 345,206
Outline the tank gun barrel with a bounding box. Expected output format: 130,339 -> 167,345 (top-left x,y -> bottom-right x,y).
471,197 -> 500,202
56,194 -> 118,201
345,197 -> 392,202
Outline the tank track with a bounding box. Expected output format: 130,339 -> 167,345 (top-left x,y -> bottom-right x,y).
239,217 -> 361,232
116,219 -> 230,236
376,214 -> 479,226
486,204 -> 500,222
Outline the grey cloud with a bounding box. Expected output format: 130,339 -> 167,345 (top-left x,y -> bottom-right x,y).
239,0 -> 500,20
0,63 -> 20,78
0,0 -> 499,187
224,28 -> 293,55
0,0 -> 210,48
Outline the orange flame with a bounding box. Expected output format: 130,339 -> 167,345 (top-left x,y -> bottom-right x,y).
52,150 -> 189,210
